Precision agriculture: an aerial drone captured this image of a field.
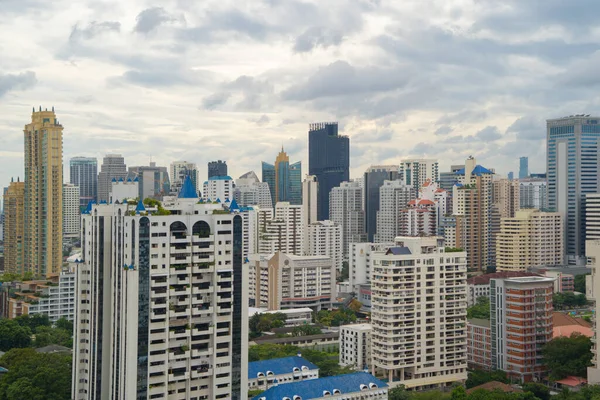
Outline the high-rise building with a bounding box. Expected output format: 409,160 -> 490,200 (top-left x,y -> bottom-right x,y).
307,220 -> 343,272
72,180 -> 248,400
364,165 -> 399,241
495,209 -> 564,271
170,161 -> 198,195
439,165 -> 463,192
519,178 -> 547,210
329,180 -> 367,259
203,175 -> 234,201
399,159 -> 439,192
490,178 -> 520,268
374,180 -> 415,243
508,172 -> 514,180
308,122 -> 350,221
339,323 -> 372,370
348,242 -> 392,289
97,154 -> 128,203
208,160 -> 228,179
129,162 -> 171,200
62,184 -> 80,240
586,240 -> 600,384
262,148 -> 302,205
258,202 -> 303,256
302,175 -> 318,254
547,115 -> 600,265
233,171 -> 273,209
587,194 -> 600,241
370,237 -> 467,389
69,157 -> 98,210
519,156 -> 529,179
490,276 -> 554,382
400,181 -> 448,237
24,107 -> 63,277
3,179 -> 25,275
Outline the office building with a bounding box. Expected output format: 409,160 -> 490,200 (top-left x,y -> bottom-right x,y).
208,160 -> 228,179
496,209 -> 563,271
233,171 -> 273,209
308,122 -> 350,221
248,356 -> 318,392
262,148 -> 302,205
129,162 -> 170,200
69,157 -> 98,210
306,220 -> 343,271
72,179 -> 248,400
302,175 -> 318,254
467,319 -> 492,371
586,240 -> 600,384
348,243 -> 392,289
203,175 -> 234,202
519,156 -> 529,179
490,276 -> 554,382
97,154 -> 128,203
508,172 -> 514,181
258,202 -> 303,256
370,237 -> 467,389
547,115 -> 600,265
399,159 -> 439,192
24,107 -> 63,277
170,161 -> 198,196
248,252 -> 335,311
3,179 -> 25,275
62,184 -> 80,240
519,178 -> 547,210
339,323 -> 372,370
329,180 -> 367,259
364,165 -> 400,241
374,180 -> 415,242
253,372 -> 387,400
439,165 -> 463,192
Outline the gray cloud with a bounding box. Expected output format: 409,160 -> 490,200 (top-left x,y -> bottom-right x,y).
293,26 -> 343,53
69,21 -> 120,42
134,7 -> 182,34
475,126 -> 502,141
254,115 -> 270,126
434,126 -> 453,136
201,92 -> 231,110
0,71 -> 37,97
506,116 -> 546,141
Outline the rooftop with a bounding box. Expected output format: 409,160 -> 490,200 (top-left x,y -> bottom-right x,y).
208,175 -> 233,181
466,381 -> 522,394
249,356 -> 318,379
467,271 -> 540,285
468,318 -> 491,328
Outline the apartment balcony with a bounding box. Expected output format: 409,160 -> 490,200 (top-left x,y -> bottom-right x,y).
149,363 -> 167,375
170,265 -> 191,275
168,351 -> 191,363
192,255 -> 214,264
192,263 -> 214,274
169,329 -> 190,341
170,256 -> 192,265
192,347 -> 213,358
170,287 -> 191,297
170,247 -> 189,255
149,341 -> 168,353
168,371 -> 190,382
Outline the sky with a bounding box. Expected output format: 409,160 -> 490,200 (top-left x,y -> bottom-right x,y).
1,0 -> 600,194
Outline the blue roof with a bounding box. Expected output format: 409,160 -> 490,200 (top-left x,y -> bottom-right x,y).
253,372 -> 387,400
118,177 -> 124,182
178,175 -> 198,199
216,198 -> 221,203
82,200 -> 94,215
249,356 -> 318,379
386,246 -> 412,255
135,200 -> 146,213
455,165 -> 493,176
229,199 -> 240,212
209,175 -> 233,181
111,177 -> 117,182
133,176 -> 139,182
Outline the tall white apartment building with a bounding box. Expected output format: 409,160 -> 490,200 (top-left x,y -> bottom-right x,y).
203,175 -> 234,201
339,323 -> 372,370
302,175 -> 318,255
72,177 -> 248,400
329,180 -> 367,259
399,159 -> 439,192
371,237 -> 468,390
248,252 -> 335,311
258,202 -> 302,256
587,194 -> 600,241
307,220 -> 343,271
519,178 -> 547,210
374,180 -> 416,243
233,171 -> 273,209
587,240 -> 600,384
63,183 -> 80,239
349,243 -> 393,289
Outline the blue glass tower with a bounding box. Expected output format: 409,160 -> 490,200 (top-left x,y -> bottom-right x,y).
519,157 -> 529,179
261,148 -> 301,205
547,115 -> 600,265
308,122 -> 350,220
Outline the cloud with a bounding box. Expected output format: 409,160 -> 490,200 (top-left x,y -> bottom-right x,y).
201,92 -> 231,110
254,115 -> 270,126
434,126 -> 453,136
293,26 -> 343,53
475,126 -> 502,141
506,116 -> 546,141
69,21 -> 120,42
0,71 -> 37,97
134,7 -> 182,34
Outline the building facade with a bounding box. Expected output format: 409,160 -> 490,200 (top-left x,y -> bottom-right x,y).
466,271 -> 540,306
70,157 -> 98,210
329,180 -> 367,260
348,243 -> 392,290
24,107 -> 64,277
519,178 -> 547,210
399,159 -> 439,192
302,175 -> 318,255
258,202 -> 303,256
170,161 -> 198,196
234,171 -> 273,209
129,162 -> 171,200
262,148 -> 302,206
63,184 -> 81,240
3,179 -> 25,275
364,166 -> 400,242
586,240 -> 600,384
308,122 -> 350,221
248,356 -> 318,392
519,156 -> 529,179
339,323 -> 372,371
208,160 -> 228,179
306,220 -> 343,272
466,319 -> 492,371
374,180 -> 415,243
203,175 -> 234,202
97,154 -> 128,203
370,237 -> 468,390
587,194 -> 600,241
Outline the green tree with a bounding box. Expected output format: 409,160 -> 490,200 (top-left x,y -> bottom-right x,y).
0,319 -> 32,352
467,297 -> 490,319
451,386 -> 468,400
14,314 -> 51,332
291,325 -> 322,337
574,274 -> 589,293
249,312 -> 287,338
388,385 -> 411,400
348,299 -> 363,313
34,325 -> 73,348
465,369 -> 508,389
522,382 -> 550,400
542,333 -> 592,380
339,261 -> 349,282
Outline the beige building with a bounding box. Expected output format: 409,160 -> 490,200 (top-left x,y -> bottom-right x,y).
258,202 -> 303,255
24,108 -> 63,277
496,209 -> 563,271
3,179 -> 25,274
339,323 -> 372,370
491,178 -> 520,267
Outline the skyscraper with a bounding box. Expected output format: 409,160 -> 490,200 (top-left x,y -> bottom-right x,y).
374,180 -> 415,243
308,122 -> 349,220
519,156 -> 529,179
547,115 -> 600,265
399,159 -> 439,192
261,148 -> 301,205
62,184 -> 80,240
3,178 -> 25,275
302,175 -> 318,254
329,180 -> 367,259
364,165 -> 399,241
508,172 -> 514,180
97,154 -> 128,203
24,107 -> 63,277
70,157 -> 98,210
129,162 -> 171,200
208,160 -> 228,179
439,165 -> 463,192
170,161 -> 198,195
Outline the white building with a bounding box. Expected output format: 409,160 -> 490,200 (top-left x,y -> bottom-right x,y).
399,159 -> 439,191
248,252 -> 335,311
248,356 -> 319,392
258,202 -> 303,256
63,183 -> 80,239
72,177 -> 248,400
109,177 -> 139,203
519,178 -> 547,210
348,243 -> 393,290
339,323 -> 372,370
587,240 -> 600,384
307,220 -> 343,272
302,175 -> 318,255
371,236 -> 468,390
329,180 -> 367,259
203,175 -> 234,202
233,171 -> 273,209
374,180 -> 416,243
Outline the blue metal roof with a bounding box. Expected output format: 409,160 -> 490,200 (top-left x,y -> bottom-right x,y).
229,199 -> 240,212
386,247 -> 412,255
249,356 -> 318,379
209,175 -> 233,181
178,175 -> 198,199
135,200 -> 146,213
454,165 -> 493,176
253,372 -> 387,400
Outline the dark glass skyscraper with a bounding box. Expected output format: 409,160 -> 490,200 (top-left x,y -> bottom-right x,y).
308,122 -> 349,220
364,166 -> 399,242
208,160 -> 228,179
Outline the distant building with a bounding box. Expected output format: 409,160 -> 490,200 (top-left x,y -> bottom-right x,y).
439,165 -> 463,192
170,161 -> 198,196
466,271 -> 541,306
302,175 -> 318,255
248,307 -> 313,327
519,178 -> 547,210
109,178 -> 139,203
542,270 -> 574,293
262,148 -> 302,205
257,202 -> 302,256
587,240 -> 600,384
329,180 -> 367,260
348,243 -> 392,290
399,159 -> 439,192
129,162 -> 170,200
508,172 -> 514,180
208,160 -> 228,179
203,175 -> 234,202
400,180 -> 448,237
97,154 -> 128,203
248,356 -> 318,392
62,184 -> 80,240
234,171 -> 273,209
3,179 -> 25,275
519,156 -> 529,179
307,220 -> 343,272
364,165 -> 399,241
374,180 -> 415,243
467,319 -> 492,371
339,323 -> 372,370
69,157 -> 98,209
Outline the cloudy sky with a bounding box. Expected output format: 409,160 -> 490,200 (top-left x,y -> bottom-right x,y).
1,0 -> 599,192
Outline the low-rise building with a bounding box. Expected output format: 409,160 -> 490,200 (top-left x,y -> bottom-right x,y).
248,356 -> 319,392
542,270 -> 575,293
467,318 -> 492,371
339,323 -> 372,370
251,332 -> 339,349
467,271 -> 540,306
249,307 -> 313,327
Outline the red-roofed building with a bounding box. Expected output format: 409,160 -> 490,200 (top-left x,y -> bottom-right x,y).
467,271 -> 541,305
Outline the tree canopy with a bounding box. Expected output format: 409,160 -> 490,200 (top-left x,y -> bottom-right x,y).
467,297 -> 490,320
553,292 -> 588,309
574,274 -> 588,293
465,369 -> 508,389
314,308 -> 357,327
542,333 -> 592,380
249,312 -> 287,338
